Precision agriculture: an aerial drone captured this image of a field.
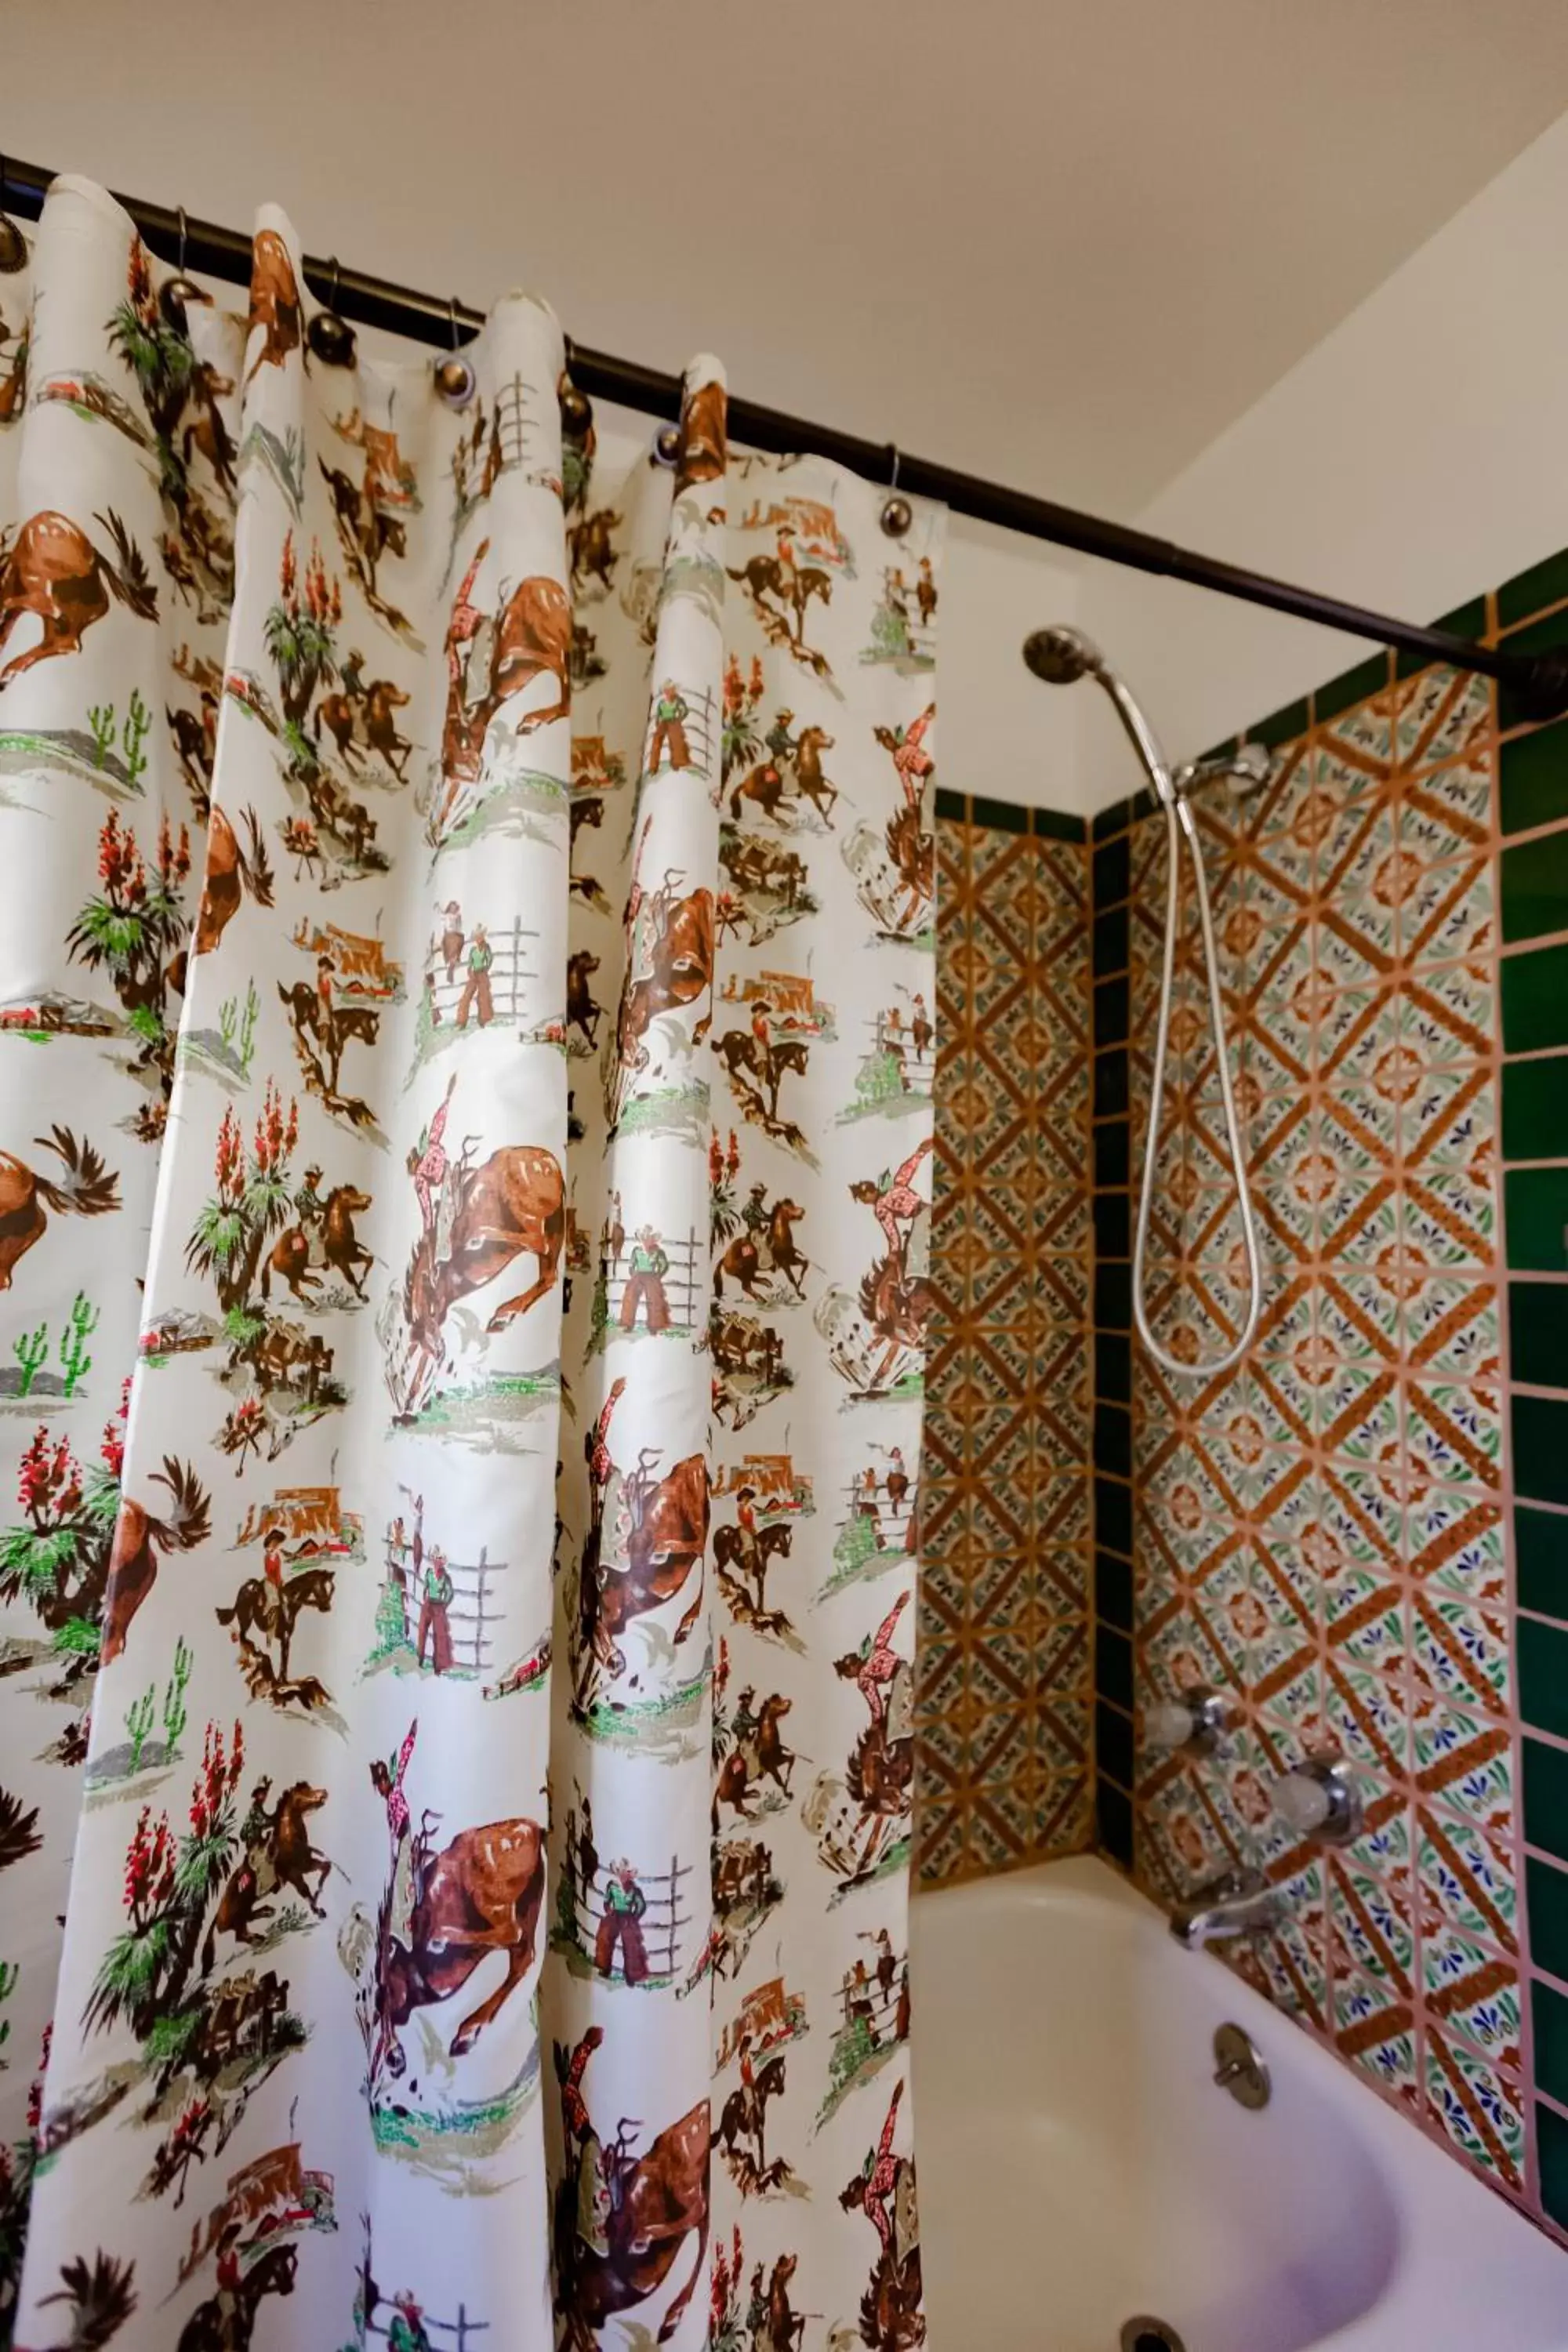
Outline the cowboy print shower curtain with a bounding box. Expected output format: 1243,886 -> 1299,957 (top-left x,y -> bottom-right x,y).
0,176 -> 941,2350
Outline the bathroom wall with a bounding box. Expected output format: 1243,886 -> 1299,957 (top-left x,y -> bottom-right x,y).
913,796 -> 1096,1885
1086,552 -> 1568,2238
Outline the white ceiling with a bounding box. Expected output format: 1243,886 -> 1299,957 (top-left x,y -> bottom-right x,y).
9,0 -> 1568,514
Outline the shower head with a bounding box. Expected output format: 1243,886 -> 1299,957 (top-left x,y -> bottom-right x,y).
1022,625 -> 1105,686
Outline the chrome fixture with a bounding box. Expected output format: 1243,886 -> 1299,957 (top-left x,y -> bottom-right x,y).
1143,1683 -> 1233,1756
1024,626 -> 1264,1377
1171,741 -> 1271,797
1212,2020 -> 1271,2111
1272,1755 -> 1363,1848
1168,1866 -> 1288,1950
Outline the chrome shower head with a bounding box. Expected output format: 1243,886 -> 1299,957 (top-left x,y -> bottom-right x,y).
1022,624 -> 1105,685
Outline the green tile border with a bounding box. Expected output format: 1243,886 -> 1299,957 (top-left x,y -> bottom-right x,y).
1503,942 -> 1568,1056
1524,1733 -> 1568,1866
1515,1393 -> 1568,1509
1510,1280 -> 1568,1393
1313,649 -> 1393,725
1521,1613 -> 1568,1742
1248,695 -> 1310,752
932,786 -> 1087,842
1533,1978 -> 1568,2108
1518,1504 -> 1568,1621
1503,1055 -> 1568,1163
1504,1167 -> 1568,1272
1501,720 -> 1568,839
1501,830 -> 1568,948
1500,547 -> 1568,631
1538,2097 -> 1568,2232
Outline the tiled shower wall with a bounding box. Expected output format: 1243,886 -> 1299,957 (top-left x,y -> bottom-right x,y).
914,797 -> 1094,1885
1086,557 -> 1568,2238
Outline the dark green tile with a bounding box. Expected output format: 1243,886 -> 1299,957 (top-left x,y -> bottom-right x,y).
1534,1980 -> 1568,2107
933,786 -> 966,824
1096,1476 -> 1132,1558
1397,597 -> 1490,681
1091,796 -> 1135,842
1518,1504 -> 1568,1621
1509,1282 -> 1568,1391
969,792 -> 1029,836
1506,1168 -> 1568,1272
1538,2099 -> 1568,2233
1503,1055 -> 1568,1163
1093,1049 -> 1128,1121
1096,1697 -> 1134,1789
1093,833 -> 1131,909
1501,615 -> 1568,731
1501,830 -> 1568,946
1092,1120 -> 1129,1189
1096,1622 -> 1133,1712
1524,1733 -> 1568,1865
1521,1615 -> 1568,1742
1249,695 -> 1310,751
1501,720 -> 1568,837
1093,976 -> 1129,1048
1197,731 -> 1240,768
1092,1185 -> 1130,1258
1095,1260 -> 1131,1333
1096,1549 -> 1133,1632
1503,943 -> 1568,1054
1094,1399 -> 1131,1480
1093,903 -> 1129,978
1500,546 -> 1568,630
1097,1330 -> 1131,1402
1313,651 -> 1392,726
1032,804 -> 1087,844
1528,1853 -> 1568,1983
1516,1394 -> 1568,1508
1097,1777 -> 1133,1866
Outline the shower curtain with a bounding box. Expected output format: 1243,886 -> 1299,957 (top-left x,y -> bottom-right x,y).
0,178 -> 940,2350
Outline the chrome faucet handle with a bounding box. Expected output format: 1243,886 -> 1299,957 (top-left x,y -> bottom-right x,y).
1273,1755 -> 1363,1847
1144,1684 -> 1233,1756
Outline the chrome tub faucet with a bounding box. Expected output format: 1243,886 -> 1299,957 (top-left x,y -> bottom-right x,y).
1168,1866 -> 1288,1949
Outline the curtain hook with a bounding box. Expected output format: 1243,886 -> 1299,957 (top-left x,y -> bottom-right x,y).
881,444 -> 913,539
308,254 -> 356,367
434,293 -> 477,408
160,201 -> 205,326
0,156 -> 27,275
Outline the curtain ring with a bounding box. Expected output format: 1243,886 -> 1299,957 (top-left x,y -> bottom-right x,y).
308,255 -> 357,366
434,293 -> 477,408
881,444 -> 913,539
0,157 -> 27,275
558,330 -> 592,437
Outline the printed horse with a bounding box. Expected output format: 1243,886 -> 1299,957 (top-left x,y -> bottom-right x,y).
393,1142 -> 564,1414
553,2099 -> 710,2350
441,572 -> 572,791
616,886 -> 714,1080
378,1814 -> 546,2075
0,509 -> 158,688
575,1451 -> 709,1701
0,1124 -> 120,1291
714,1198 -> 806,1301
315,672 -> 414,779
263,1182 -> 373,1301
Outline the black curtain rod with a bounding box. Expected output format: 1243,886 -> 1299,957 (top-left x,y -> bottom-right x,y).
9,155 -> 1568,721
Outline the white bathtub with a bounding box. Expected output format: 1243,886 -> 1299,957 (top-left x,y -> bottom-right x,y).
911,1855 -> 1568,2350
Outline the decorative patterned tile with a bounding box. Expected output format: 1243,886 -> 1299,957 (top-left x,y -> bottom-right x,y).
1421,1921 -> 1520,2068
1424,2027 -> 1524,2189
1417,1807 -> 1517,1952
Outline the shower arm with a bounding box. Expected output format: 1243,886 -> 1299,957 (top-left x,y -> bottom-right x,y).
1033,634 -> 1264,1380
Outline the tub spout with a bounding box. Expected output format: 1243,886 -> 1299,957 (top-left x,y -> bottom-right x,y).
1169,1867 -> 1287,1950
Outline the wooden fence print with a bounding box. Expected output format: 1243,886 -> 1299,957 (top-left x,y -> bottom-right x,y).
643,684 -> 717,785
380,1532 -> 507,1677
422,912 -> 541,1036
557,1852 -> 695,1986
838,1473 -> 917,1558
368,2305 -> 489,2350
597,1223 -> 702,1339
